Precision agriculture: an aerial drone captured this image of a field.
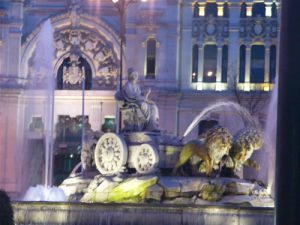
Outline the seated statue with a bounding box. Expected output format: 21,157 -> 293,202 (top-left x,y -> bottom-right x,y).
116,69 -> 160,132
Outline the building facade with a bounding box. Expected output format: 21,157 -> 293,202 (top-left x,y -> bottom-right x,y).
0,0 -> 279,196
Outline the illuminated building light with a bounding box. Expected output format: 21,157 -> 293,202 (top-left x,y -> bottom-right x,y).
243,83 -> 251,91
266,5 -> 272,17
246,4 -> 252,17
263,83 -> 270,91
216,83 -> 227,91
207,71 -> 213,77
192,72 -> 197,80
197,82 -> 203,90
217,4 -> 223,17
199,4 -> 205,16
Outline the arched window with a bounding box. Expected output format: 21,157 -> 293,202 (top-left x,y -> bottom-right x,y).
57,55 -> 92,90
146,38 -> 156,79
193,2 -> 200,17
203,45 -> 217,83
223,2 -> 229,18
271,3 -> 277,18
270,45 -> 277,83
239,45 -> 246,83
250,45 -> 265,83
240,2 -> 247,18
192,44 -> 199,83
222,45 -> 228,83
252,3 -> 266,17
205,3 -> 218,17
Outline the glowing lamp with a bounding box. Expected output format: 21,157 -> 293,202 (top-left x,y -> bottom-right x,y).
207,71 -> 213,77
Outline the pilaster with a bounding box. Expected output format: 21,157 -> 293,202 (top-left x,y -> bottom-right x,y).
197,43 -> 204,90
264,44 -> 271,84
216,44 -> 223,90
244,44 -> 251,91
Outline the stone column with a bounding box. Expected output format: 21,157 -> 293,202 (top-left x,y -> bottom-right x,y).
7,0 -> 23,77
179,1 -> 193,90
264,44 -> 271,90
228,2 -> 240,90
216,44 -> 223,91
276,0 -> 300,225
197,43 -> 204,90
244,44 -> 251,91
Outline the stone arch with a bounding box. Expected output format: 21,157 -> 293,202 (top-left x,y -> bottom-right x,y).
21,11 -> 122,90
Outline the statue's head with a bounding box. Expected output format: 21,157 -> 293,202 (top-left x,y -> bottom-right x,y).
234,128 -> 264,152
204,126 -> 233,163
128,68 -> 139,82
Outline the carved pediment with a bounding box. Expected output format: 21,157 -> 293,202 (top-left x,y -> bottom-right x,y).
54,29 -> 118,84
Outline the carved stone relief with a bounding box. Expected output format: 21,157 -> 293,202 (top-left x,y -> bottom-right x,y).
54,29 -> 118,90
239,16 -> 278,41
63,53 -> 85,85
26,27 -> 118,90
192,16 -> 229,42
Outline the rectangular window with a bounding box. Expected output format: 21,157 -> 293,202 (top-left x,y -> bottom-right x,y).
146,38 -> 156,79
270,45 -> 276,83
221,45 -> 228,83
251,45 -> 265,83
192,44 -> 199,82
239,45 -> 246,83
203,45 -> 217,83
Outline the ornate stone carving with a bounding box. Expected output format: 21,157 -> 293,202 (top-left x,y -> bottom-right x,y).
132,144 -> 159,174
69,0 -> 81,28
192,16 -> 229,41
94,133 -> 128,175
53,29 -> 118,89
63,53 -> 85,85
239,16 -> 278,41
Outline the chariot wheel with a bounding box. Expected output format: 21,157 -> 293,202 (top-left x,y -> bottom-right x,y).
132,144 -> 159,174
94,133 -> 128,175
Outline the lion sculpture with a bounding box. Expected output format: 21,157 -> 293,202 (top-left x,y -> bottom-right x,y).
174,126 -> 233,176
226,128 -> 264,171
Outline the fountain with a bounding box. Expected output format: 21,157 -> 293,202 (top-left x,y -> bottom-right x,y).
21,19 -> 66,201
182,101 -> 261,139
15,81 -> 275,225
13,29 -> 275,225
57,97 -> 272,206
13,61 -> 275,224
264,79 -> 278,196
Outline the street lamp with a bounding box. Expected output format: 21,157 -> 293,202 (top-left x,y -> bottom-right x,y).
111,0 -> 148,132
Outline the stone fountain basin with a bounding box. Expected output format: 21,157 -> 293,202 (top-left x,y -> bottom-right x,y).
59,174 -> 274,207
13,201 -> 274,225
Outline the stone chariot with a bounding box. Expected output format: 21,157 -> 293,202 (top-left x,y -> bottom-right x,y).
94,132 -> 181,175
